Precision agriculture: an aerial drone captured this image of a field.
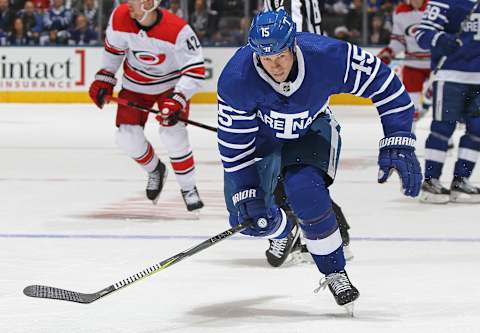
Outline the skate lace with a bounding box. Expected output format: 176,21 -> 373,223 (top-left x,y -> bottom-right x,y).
147,170 -> 161,190
268,238 -> 288,258
183,188 -> 200,205
314,272 -> 351,295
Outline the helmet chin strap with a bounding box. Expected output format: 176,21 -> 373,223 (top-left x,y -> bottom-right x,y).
138,0 -> 161,23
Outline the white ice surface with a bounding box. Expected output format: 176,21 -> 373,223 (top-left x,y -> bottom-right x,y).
0,103 -> 479,333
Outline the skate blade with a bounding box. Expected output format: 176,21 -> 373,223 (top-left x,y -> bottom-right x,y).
419,192 -> 450,204
450,193 -> 480,204
343,302 -> 355,317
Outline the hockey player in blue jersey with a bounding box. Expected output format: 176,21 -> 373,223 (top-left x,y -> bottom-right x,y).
217,9 -> 421,310
416,0 -> 480,203
263,0 -> 354,268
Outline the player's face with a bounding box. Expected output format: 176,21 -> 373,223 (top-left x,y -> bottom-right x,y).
259,49 -> 295,83
410,0 -> 424,9
127,0 -> 154,20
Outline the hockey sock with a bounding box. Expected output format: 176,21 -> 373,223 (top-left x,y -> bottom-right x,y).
424,120 -> 456,179
284,165 -> 345,274
454,118 -> 480,178
116,124 -> 160,173
170,151 -> 196,190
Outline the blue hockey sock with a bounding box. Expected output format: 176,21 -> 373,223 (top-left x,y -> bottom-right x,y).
454,120 -> 480,178
284,165 -> 345,274
425,121 -> 456,179
311,245 -> 346,275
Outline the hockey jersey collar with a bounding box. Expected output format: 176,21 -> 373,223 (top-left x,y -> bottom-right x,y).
253,45 -> 305,97
134,9 -> 162,32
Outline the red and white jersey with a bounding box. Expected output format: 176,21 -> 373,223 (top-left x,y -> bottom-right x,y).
102,5 -> 205,98
389,2 -> 430,69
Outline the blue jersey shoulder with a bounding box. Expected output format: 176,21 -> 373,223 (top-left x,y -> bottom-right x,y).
217,32 -> 348,110
217,46 -> 259,111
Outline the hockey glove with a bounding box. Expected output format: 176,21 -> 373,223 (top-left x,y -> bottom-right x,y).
434,32 -> 463,57
377,47 -> 394,65
377,132 -> 422,197
88,69 -> 117,109
231,188 -> 288,237
156,93 -> 187,127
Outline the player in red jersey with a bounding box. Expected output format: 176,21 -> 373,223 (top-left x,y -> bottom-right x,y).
378,0 -> 432,121
89,0 -> 205,211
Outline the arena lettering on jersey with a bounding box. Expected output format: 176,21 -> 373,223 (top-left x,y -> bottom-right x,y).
257,107 -> 325,139
462,13 -> 480,40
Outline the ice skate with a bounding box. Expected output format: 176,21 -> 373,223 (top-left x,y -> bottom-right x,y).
265,224 -> 300,267
181,186 -> 204,211
450,177 -> 480,203
419,178 -> 450,204
146,161 -> 167,205
315,270 -> 359,316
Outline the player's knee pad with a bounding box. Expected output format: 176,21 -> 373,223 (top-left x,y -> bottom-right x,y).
116,124 -> 148,157
283,165 -> 342,255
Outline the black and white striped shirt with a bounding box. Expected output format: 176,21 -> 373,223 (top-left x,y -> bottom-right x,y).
264,0 -> 323,35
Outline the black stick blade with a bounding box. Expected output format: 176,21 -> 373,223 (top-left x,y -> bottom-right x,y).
23,285 -> 100,304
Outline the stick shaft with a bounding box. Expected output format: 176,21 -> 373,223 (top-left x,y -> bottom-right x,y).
24,222 -> 250,303
106,96 -> 217,133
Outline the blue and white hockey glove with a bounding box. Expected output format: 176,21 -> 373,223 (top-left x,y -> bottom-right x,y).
434,32 -> 463,57
377,132 -> 422,197
231,188 -> 288,237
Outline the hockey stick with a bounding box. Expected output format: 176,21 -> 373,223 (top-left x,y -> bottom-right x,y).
105,96 -> 217,133
23,222 -> 250,304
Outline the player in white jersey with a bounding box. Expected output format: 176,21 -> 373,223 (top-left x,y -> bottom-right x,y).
88,0 -> 205,211
377,0 -> 432,121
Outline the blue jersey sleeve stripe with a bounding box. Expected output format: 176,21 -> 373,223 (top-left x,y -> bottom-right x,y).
417,24 -> 438,31
217,137 -> 256,150
230,114 -> 257,121
343,42 -> 352,84
369,70 -> 395,99
224,159 -> 257,173
427,1 -> 449,9
355,57 -> 381,97
374,84 -> 406,107
432,32 -> 445,47
220,147 -> 256,163
218,125 -> 259,134
379,102 -> 414,118
218,102 -> 248,115
416,31 -> 426,40
436,14 -> 448,23
420,20 -> 444,31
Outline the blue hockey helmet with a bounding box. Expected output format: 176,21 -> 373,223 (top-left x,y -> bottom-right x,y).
248,9 -> 296,56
